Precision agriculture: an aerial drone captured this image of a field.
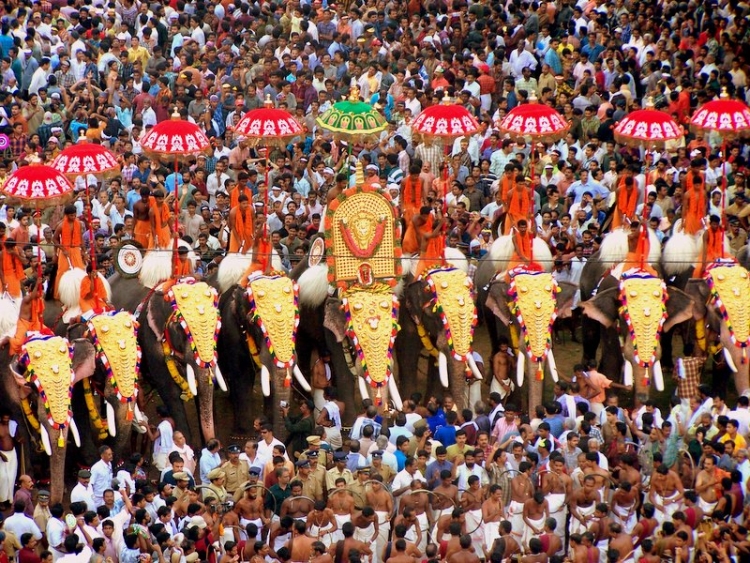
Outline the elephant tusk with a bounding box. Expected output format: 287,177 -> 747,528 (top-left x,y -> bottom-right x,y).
40,425 -> 52,456
653,360 -> 665,392
467,355 -> 483,380
547,350 -> 559,382
358,376 -> 369,402
623,361 -> 634,387
214,363 -> 228,392
134,403 -> 145,424
106,402 -> 117,437
70,418 -> 81,448
260,365 -> 271,397
517,352 -> 525,387
388,376 -> 403,411
186,364 -> 198,396
724,347 -> 739,373
293,364 -> 312,392
438,352 -> 449,388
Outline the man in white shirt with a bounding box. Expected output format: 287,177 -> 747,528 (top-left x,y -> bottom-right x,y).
508,41 -> 537,79
3,500 -> 43,540
142,406 -> 173,472
89,446 -> 113,508
728,396 -> 750,436
455,450 -> 489,491
70,470 -> 96,510
391,457 -> 425,505
47,505 -> 68,561
199,438 -> 222,485
257,424 -> 288,462
141,98 -> 157,128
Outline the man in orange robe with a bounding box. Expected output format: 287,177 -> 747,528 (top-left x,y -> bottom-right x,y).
612,176 -> 638,230
506,220 -> 541,276
228,195 -> 255,254
0,238 -> 25,302
149,189 -> 173,249
133,187 -> 153,249
54,205 -> 86,299
412,206 -> 444,278
240,220 -> 273,287
230,182 -> 253,209
402,164 -> 424,227
504,175 -> 532,234
695,215 -> 725,277
682,170 -> 706,235
3,279 -> 49,356
79,265 -> 111,319
623,221 -> 657,276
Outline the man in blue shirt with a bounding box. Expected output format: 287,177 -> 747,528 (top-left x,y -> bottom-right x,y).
434,411 -> 458,447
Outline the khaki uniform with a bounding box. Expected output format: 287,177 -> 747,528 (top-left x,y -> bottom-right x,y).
204,483 -> 228,503
309,463 -> 328,492
221,460 -> 250,495
298,474 -> 324,502
326,467 -> 354,492
347,479 -> 370,509
370,463 -> 395,485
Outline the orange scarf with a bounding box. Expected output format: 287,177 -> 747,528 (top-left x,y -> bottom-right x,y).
149,196 -> 170,232
515,229 -> 531,256
508,186 -> 531,217
61,218 -> 82,247
617,179 -> 638,218
501,175 -> 516,200
2,250 -> 22,277
403,176 -> 422,211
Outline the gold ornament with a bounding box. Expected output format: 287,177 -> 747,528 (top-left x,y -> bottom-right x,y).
171,282 -> 219,365
24,336 -> 73,428
511,273 -> 557,360
247,276 -> 298,366
425,269 -> 475,359
89,311 -> 139,400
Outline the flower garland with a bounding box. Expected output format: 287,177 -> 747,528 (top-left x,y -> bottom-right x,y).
416,323 -> 439,358
86,312 -> 141,419
423,267 -> 478,362
82,378 -> 108,440
341,288 -> 400,391
507,270 -> 559,381
245,275 -> 300,369
20,334 -> 74,447
617,269 -> 667,389
166,280 -> 221,369
161,340 -> 194,401
20,398 -> 40,432
705,261 -> 750,363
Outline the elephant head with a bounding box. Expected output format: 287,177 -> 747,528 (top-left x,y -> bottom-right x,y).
686,264 -> 750,396
85,311 -> 143,458
324,283 -> 401,410
18,334 -> 96,505
153,280 -> 224,441
486,271 -> 571,411
581,270 -> 694,396
403,267 -> 480,411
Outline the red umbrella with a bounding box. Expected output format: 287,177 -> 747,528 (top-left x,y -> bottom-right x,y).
52,141 -> 121,285
2,160 -> 75,325
411,98 -> 480,140
234,96 -> 304,147
140,112 -> 212,276
497,97 -> 569,142
614,104 -> 683,148
690,92 -> 750,139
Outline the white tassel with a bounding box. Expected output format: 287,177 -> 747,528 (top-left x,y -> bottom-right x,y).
260,365 -> 271,397
547,351 -> 559,382
106,402 -> 117,437
70,418 -> 81,448
134,403 -> 145,424
517,352 -> 525,387
467,355 -> 483,380
358,376 -> 369,401
724,347 -> 739,373
438,352 -> 449,388
186,364 -> 198,396
214,363 -> 227,392
40,425 -> 51,456
293,364 -> 311,391
388,376 -> 403,411
623,361 -> 633,387
653,360 -> 665,392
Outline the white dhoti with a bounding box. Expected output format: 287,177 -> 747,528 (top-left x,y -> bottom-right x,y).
330,514 -> 350,543
313,389 -> 326,417
698,496 -> 717,514
374,510 -> 391,563
547,493 -> 566,539
354,522 -> 375,544
239,517 -> 263,541
484,521 -> 503,553
480,94 -> 492,113
430,506 -> 454,543
310,523 -> 336,547
653,492 -> 683,525
152,452 -> 169,472
569,503 -> 596,536
522,516 -> 546,550
0,448 -> 18,503
416,512 -> 429,552
596,540 -> 608,563
508,500 -> 525,541
466,508 -> 485,556
612,502 -> 637,534
590,402 -> 604,416
467,381 -> 482,414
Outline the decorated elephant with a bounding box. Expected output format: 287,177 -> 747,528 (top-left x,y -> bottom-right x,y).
684,262 -> 750,396
581,268 -> 694,396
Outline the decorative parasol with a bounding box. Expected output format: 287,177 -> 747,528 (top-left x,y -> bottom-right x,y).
613,99 -> 683,148
1,160 -> 75,324
411,97 -> 480,141
234,95 -> 304,147
316,87 -> 388,144
496,95 -> 569,143
140,111 -> 212,276
52,140 -> 121,291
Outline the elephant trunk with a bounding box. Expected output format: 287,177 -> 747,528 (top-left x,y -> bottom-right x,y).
109,397 -> 133,464
272,365 -> 292,441
723,341 -> 750,396
193,362 -> 215,441
526,356 -> 544,415
436,334 -> 469,411
40,401 -> 67,506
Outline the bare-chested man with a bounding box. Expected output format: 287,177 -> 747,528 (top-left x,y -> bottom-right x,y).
609,522 -> 634,562
569,533 -> 594,563
431,470 -> 459,528
367,475 -> 393,561
353,506 -> 380,553
286,520 -> 316,562
432,508 -> 465,545
631,504 -> 658,548
328,477 -> 355,543
385,538 -> 418,563
311,541 -> 333,563
590,503 -> 611,555
281,481 -> 315,523
393,507 -> 422,553
328,521 -> 372,563
581,452 -> 610,497
448,535 -> 480,563
308,500 -> 338,547
611,480 -> 639,534
401,479 -> 430,552
541,454 -> 571,538
695,455 -> 724,514
649,463 -> 685,524
461,475 -> 485,556
508,461 -> 534,545
133,186 -> 153,248
538,519 -> 562,557
522,491 -> 549,550
487,521 -> 521,561
482,484 -> 505,552
235,486 -> 267,541
570,475 -> 600,536
443,522 -> 466,562
521,538 -> 549,563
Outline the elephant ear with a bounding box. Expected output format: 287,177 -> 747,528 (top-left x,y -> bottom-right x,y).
323,298 -> 348,343
486,280 -> 512,326
556,281 -> 578,319
71,339 -> 97,384
664,287 -> 696,332
147,292 -> 171,342
580,287 -> 620,328
684,278 -> 710,320
403,280 -> 429,325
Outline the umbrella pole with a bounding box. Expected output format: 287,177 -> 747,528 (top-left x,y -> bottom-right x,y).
721,139 -> 727,258
173,157 -> 179,278
85,182 -> 97,298
35,203 -> 43,328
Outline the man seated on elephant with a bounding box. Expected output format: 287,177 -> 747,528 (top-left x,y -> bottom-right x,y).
506,220 -> 541,278
53,205 -> 86,299
1,278 -> 50,357
410,205 -> 445,278
695,215 -> 726,277
79,264 -> 112,320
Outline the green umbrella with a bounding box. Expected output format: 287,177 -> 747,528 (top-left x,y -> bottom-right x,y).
316,87 -> 388,143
